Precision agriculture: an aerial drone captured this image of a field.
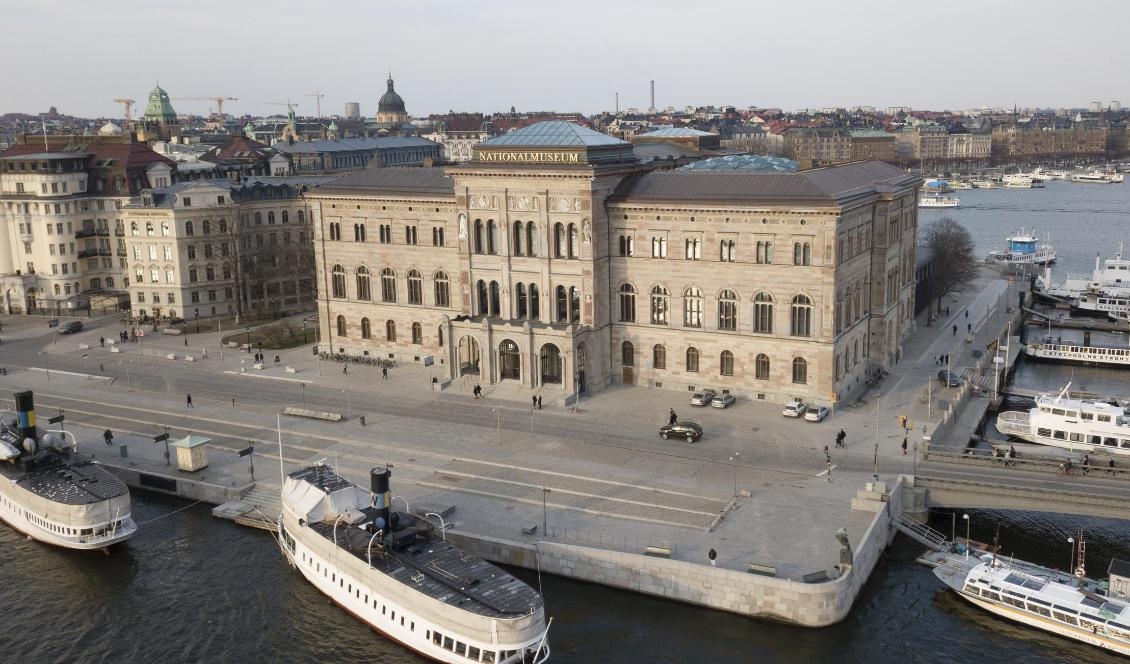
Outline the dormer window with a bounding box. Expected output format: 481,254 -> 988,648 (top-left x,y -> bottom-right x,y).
183,197 -> 192,207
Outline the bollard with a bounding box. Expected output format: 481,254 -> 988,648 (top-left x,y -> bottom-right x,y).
119,444 -> 128,459
360,415 -> 365,427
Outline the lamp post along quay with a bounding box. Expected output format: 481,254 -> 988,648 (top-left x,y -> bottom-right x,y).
873,392 -> 882,482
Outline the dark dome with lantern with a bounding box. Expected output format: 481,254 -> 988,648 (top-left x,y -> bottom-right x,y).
378,77 -> 406,115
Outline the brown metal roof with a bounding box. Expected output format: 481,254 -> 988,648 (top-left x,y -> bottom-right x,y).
310,166 -> 455,197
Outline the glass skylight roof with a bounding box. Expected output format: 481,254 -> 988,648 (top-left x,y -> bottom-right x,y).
679,155 -> 797,172
480,121 -> 626,147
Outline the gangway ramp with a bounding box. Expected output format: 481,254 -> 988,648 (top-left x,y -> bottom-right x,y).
894,514 -> 950,552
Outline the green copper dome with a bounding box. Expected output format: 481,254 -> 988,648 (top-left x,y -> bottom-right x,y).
144,85 -> 178,123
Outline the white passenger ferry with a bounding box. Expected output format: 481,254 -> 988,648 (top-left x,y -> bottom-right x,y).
918,195 -> 961,208
934,549 -> 1130,656
279,464 -> 551,664
1023,337 -> 1130,368
1037,244 -> 1130,304
986,230 -> 1056,266
996,383 -> 1130,456
0,390 -> 135,550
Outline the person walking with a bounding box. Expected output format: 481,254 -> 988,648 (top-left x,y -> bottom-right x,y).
99,337 -> 105,348
901,436 -> 908,455
537,395 -> 542,410
342,364 -> 348,375
708,548 -> 717,567
532,395 -> 538,409
964,309 -> 969,319
836,429 -> 846,448
826,460 -> 833,482
382,366 -> 388,380
669,408 -> 678,426
202,348 -> 208,360
823,445 -> 831,464
186,394 -> 193,408
967,323 -> 972,333
103,429 -> 113,446
953,324 -> 958,336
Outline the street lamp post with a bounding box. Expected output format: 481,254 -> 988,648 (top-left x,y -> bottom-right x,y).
301,383 -> 306,407
195,308 -> 200,334
541,487 -> 550,537
729,453 -> 740,497
1068,536 -> 1075,573
963,513 -> 971,559
873,392 -> 882,481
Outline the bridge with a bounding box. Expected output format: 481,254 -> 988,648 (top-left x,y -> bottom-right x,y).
911,450 -> 1130,520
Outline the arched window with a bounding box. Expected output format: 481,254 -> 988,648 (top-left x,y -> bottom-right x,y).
621,341 -> 635,366
792,357 -> 808,384
131,221 -> 140,236
386,320 -> 397,342
653,344 -> 666,369
355,266 -> 371,301
756,354 -> 770,380
434,271 -> 450,308
555,285 -> 568,322
281,211 -> 289,224
526,222 -> 537,256
361,317 -> 371,339
476,280 -> 488,315
756,240 -> 773,264
516,283 -> 527,318
529,284 -> 540,319
619,284 -> 636,323
297,210 -> 305,223
331,264 -> 346,298
554,223 -> 566,258
790,294 -> 812,337
513,221 -> 524,256
650,285 -> 669,325
567,223 -> 577,258
486,220 -> 497,254
793,242 -> 811,266
489,281 -> 500,316
380,268 -> 396,303
145,221 -> 154,236
254,212 -> 262,225
720,350 -> 734,376
407,269 -> 422,305
685,347 -> 700,373
411,322 -> 422,344
202,220 -> 211,235
718,290 -> 737,331
335,315 -> 346,337
161,221 -> 170,236
267,212 -> 275,225
683,287 -> 703,328
473,219 -> 484,254
753,292 -> 774,334
570,286 -> 580,322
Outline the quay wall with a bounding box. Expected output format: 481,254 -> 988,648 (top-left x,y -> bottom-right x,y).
102,462 -> 249,505
449,479 -> 904,627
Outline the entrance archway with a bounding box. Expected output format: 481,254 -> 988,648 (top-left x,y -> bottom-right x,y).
458,336 -> 481,376
539,343 -> 562,384
499,339 -> 521,380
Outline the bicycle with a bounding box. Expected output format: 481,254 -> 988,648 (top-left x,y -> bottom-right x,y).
1057,462 -> 1074,477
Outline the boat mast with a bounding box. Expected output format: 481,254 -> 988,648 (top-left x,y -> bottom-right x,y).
1076,531 -> 1087,588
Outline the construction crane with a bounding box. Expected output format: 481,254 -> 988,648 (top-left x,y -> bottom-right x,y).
113,98 -> 135,123
172,96 -> 238,119
267,101 -> 300,118
307,90 -> 325,118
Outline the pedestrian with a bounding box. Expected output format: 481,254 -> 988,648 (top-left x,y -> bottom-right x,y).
946,306 -> 950,316
186,394 -> 193,408
933,355 -> 937,365
1110,458 -> 1117,475
708,548 -> 717,567
826,460 -> 833,482
1082,453 -> 1091,475
964,309 -> 969,319
537,395 -> 542,410
669,408 -> 678,426
532,395 -> 538,409
901,436 -> 908,455
342,364 -> 348,375
103,429 -> 113,446
99,336 -> 105,348
836,429 -> 846,448
275,355 -> 281,364
967,323 -> 972,333
202,348 -> 208,360
953,324 -> 958,336
823,445 -> 831,464
382,366 -> 388,379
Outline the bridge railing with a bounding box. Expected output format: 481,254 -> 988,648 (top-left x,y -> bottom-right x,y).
925,447 -> 1130,480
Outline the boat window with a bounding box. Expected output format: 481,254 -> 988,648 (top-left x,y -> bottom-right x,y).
1053,430 -> 1067,440
1082,412 -> 1094,420
411,621 -> 414,632
468,646 -> 481,660
1040,407 -> 1050,413
456,642 -> 466,656
1104,601 -> 1126,614
433,631 -> 442,645
1122,440 -> 1130,448
1069,433 -> 1084,442
1003,596 -> 1026,608
1098,415 -> 1111,422
985,591 -> 1001,601
1091,435 -> 1103,445
1104,437 -> 1118,446
1065,411 -> 1077,418
443,636 -> 454,650
1037,428 -> 1052,437
484,652 -> 496,664
1052,408 -> 1065,416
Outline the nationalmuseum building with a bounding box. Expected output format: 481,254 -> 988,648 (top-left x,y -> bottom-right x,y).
308,121 -> 921,406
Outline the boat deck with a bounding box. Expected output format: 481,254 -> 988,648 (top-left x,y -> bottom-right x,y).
0,425 -> 128,505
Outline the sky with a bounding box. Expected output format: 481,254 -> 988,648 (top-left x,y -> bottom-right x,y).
4,0 -> 1129,119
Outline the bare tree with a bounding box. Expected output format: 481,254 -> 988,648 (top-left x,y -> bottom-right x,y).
922,217 -> 978,314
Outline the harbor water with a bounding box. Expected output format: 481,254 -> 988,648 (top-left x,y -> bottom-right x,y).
3,181 -> 1129,664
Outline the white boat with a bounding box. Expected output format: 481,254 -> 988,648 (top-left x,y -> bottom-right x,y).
1070,169 -> 1115,184
1074,287 -> 1130,320
933,544 -> 1130,656
950,180 -> 974,190
986,229 -> 1056,265
918,195 -> 961,208
1024,337 -> 1130,368
971,179 -> 1001,189
0,391 -> 136,550
279,464 -> 551,664
1037,244 -> 1130,303
996,383 -> 1130,456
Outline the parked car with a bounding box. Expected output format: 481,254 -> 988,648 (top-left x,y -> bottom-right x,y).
690,390 -> 717,406
660,421 -> 703,443
710,394 -> 736,409
59,321 -> 83,334
937,369 -> 962,387
782,401 -> 807,418
804,406 -> 830,422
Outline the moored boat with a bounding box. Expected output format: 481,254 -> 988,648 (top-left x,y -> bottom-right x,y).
918,195 -> 961,208
279,464 -> 551,664
986,229 -> 1056,265
1023,337 -> 1130,368
996,383 -> 1130,456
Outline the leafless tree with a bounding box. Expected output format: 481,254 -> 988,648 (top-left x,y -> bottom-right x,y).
922,217 -> 978,313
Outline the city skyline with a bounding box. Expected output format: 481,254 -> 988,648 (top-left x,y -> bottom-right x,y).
6,0 -> 1130,119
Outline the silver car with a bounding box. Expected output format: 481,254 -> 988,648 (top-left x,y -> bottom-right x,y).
804,406 -> 830,422
690,390 -> 717,406
711,394 -> 736,409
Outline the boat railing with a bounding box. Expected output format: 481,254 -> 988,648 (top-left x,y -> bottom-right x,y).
996,411 -> 1030,436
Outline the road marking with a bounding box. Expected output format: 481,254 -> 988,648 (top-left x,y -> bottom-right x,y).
817,465 -> 836,477
222,371 -> 310,384
30,367 -> 105,380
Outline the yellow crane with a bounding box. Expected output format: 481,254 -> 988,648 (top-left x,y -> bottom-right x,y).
112,98 -> 135,123
172,96 -> 238,119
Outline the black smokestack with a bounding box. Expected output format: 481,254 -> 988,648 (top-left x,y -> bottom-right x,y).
370,467 -> 391,530
14,391 -> 36,443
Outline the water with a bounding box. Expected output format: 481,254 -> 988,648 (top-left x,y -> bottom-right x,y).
4,183 -> 1130,663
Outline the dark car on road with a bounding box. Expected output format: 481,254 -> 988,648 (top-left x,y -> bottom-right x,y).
660,421 -> 703,443
937,369 -> 962,387
59,321 -> 83,334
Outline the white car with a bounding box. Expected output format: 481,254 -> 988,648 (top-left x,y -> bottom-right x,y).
804,406 -> 830,422
782,401 -> 807,418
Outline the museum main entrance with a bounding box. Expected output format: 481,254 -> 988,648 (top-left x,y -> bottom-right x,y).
499,339 -> 521,380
